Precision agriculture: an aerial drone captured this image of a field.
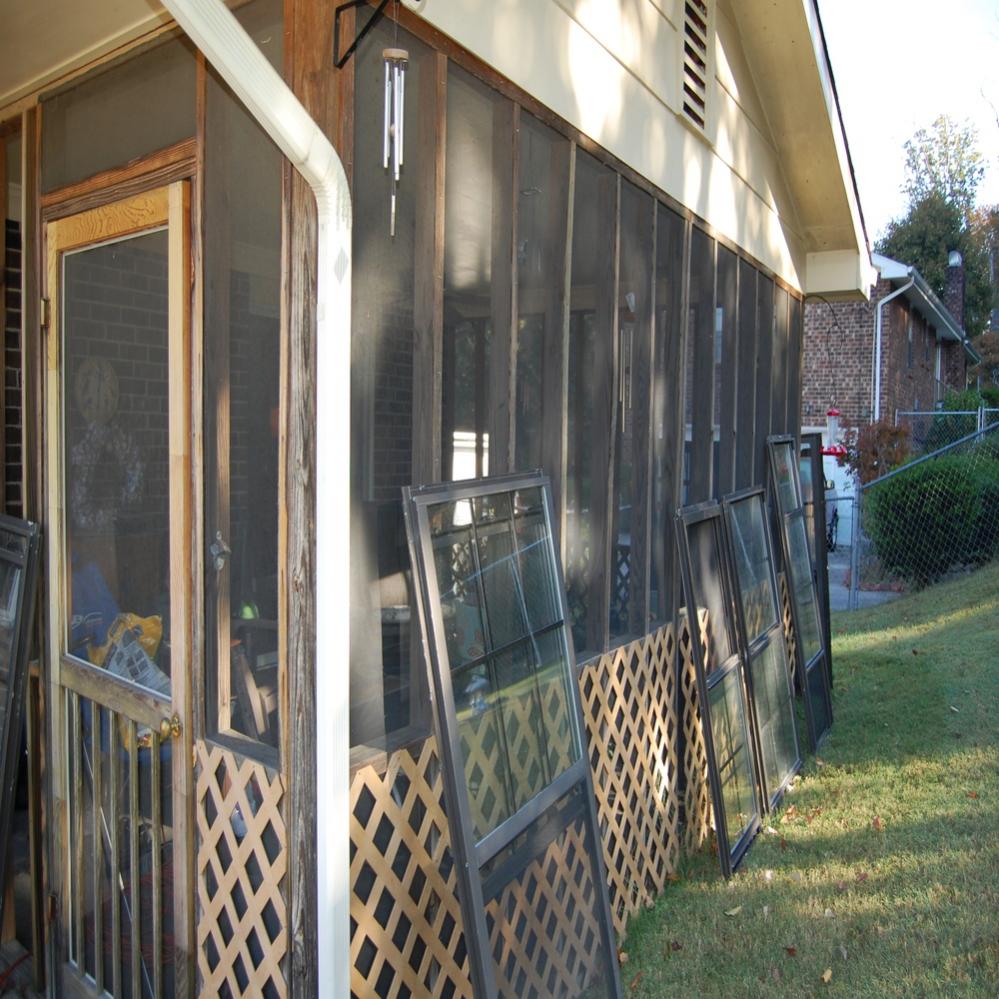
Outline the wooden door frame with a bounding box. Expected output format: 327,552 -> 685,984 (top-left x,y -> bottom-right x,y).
43,181 -> 195,995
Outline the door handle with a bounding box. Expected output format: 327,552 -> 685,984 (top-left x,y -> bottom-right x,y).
209,531 -> 232,573
159,714 -> 182,741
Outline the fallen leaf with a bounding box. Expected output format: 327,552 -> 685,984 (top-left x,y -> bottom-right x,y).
785,946 -> 797,957
856,871 -> 869,883
872,815 -> 884,832
815,757 -> 827,768
764,825 -> 779,837
670,940 -> 683,952
629,971 -> 643,992
821,968 -> 833,984
783,804 -> 799,822
666,872 -> 681,883
967,791 -> 979,799
724,906 -> 743,917
835,880 -> 848,893
764,869 -> 775,883
950,705 -> 961,713
839,944 -> 848,960
912,648 -> 919,656
780,837 -> 789,852
618,949 -> 629,965
762,905 -> 770,919
824,907 -> 835,919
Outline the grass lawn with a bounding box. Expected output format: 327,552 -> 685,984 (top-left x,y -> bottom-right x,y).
624,561 -> 999,998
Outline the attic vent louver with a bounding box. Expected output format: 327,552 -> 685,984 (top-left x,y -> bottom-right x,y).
682,0 -> 710,131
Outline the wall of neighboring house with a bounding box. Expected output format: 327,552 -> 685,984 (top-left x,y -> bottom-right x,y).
406,0 -> 809,293
880,297 -> 941,421
802,281 -> 880,428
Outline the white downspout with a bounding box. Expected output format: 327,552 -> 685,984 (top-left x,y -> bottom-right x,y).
872,275 -> 914,423
159,1 -> 350,995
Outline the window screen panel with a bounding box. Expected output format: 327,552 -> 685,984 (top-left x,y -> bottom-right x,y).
677,502 -> 761,875
427,490 -> 582,841
407,474 -> 621,998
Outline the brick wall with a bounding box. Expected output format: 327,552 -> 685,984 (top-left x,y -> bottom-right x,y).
803,277 -> 968,431
4,220 -> 21,517
802,281 -> 881,428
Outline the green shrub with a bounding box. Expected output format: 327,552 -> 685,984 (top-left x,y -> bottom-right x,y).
865,456 -> 982,586
970,459 -> 999,564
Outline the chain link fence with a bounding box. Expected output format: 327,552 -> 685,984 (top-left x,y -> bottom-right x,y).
849,423 -> 999,608
895,408 -> 999,458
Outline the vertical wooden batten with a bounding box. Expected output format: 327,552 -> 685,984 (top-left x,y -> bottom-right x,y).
285,0 -> 338,991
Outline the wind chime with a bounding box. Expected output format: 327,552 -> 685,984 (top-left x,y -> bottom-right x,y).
383,45 -> 408,236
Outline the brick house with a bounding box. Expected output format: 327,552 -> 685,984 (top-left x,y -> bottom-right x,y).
803,252 -> 977,434
801,252 -> 978,541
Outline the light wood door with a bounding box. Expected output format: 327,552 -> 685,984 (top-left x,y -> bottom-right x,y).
45,184 -> 193,998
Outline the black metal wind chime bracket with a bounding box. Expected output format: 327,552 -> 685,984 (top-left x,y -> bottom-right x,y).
333,0 -> 391,68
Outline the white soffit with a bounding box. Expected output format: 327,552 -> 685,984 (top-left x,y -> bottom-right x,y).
0,0 -> 171,111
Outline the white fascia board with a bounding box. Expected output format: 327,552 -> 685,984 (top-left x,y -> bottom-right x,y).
805,249 -> 875,300
871,253 -> 911,281
800,0 -> 869,270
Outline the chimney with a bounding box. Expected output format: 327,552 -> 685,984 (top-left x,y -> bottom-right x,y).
945,249 -> 965,329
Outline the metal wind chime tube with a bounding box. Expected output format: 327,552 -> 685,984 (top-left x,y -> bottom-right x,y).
383,46 -> 409,236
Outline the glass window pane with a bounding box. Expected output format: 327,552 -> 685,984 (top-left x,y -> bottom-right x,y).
708,667 -> 757,854
771,439 -> 799,514
686,519 -> 734,670
806,660 -> 832,739
204,0 -> 283,746
41,37 -> 196,193
64,231 -> 172,697
749,640 -> 798,802
428,492 -> 581,841
786,511 -> 821,663
728,497 -> 778,643
482,788 -> 616,998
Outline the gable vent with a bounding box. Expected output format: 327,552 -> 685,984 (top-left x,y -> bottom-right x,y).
682,0 -> 710,131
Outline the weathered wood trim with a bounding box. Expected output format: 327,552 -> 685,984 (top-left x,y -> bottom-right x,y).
40,139 -> 197,220
285,0 -> 334,992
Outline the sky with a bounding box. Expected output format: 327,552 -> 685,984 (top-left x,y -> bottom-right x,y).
818,0 -> 999,244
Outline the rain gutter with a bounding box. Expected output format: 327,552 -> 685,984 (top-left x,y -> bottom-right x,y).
159,1 -> 351,995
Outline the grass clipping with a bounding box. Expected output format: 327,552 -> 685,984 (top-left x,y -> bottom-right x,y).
625,561 -> 999,997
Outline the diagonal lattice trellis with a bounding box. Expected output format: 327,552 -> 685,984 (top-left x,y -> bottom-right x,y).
579,624 -> 681,935
195,744 -> 288,998
779,572 -> 799,686
349,621 -> 694,998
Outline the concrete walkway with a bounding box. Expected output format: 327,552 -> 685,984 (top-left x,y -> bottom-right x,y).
826,545 -> 901,612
